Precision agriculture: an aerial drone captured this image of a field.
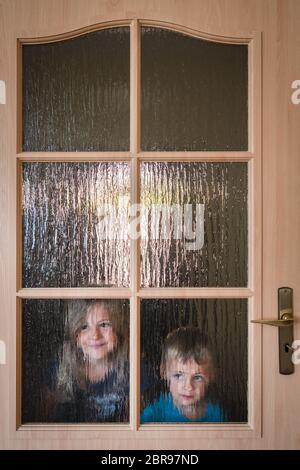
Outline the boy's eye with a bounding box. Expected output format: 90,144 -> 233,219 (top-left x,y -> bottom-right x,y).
172,373 -> 183,380
193,374 -> 205,382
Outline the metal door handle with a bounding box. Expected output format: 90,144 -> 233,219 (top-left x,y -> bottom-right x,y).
251,288 -> 295,374
251,309 -> 293,327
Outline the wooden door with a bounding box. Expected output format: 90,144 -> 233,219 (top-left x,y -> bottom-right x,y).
0,0 -> 299,450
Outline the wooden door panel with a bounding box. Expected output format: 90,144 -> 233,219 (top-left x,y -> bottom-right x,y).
0,0 -> 299,449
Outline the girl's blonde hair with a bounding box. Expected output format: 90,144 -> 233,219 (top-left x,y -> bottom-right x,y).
57,299 -> 129,399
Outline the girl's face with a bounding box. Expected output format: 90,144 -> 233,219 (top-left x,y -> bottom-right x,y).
77,303 -> 118,362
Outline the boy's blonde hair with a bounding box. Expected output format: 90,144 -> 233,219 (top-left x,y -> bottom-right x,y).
160,326 -> 214,380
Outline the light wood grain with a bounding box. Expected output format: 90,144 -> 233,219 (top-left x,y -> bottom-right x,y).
0,2 -> 9,449
16,287 -> 254,299
248,29 -> 262,436
18,151 -> 253,162
138,152 -> 253,161
16,288 -> 132,299
1,0 -> 299,450
261,0 -> 300,449
18,20 -> 131,44
138,288 -> 253,298
130,20 -> 141,429
17,152 -> 132,161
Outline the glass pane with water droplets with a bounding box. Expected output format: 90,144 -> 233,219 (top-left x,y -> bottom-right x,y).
140,299 -> 248,423
23,28 -> 130,151
22,162 -> 130,287
140,162 -> 248,287
22,299 -> 130,423
141,27 -> 248,151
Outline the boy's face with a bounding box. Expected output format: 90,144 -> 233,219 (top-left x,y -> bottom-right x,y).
166,358 -> 212,409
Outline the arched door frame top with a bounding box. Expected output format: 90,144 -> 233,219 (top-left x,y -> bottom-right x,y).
18,18 -> 256,45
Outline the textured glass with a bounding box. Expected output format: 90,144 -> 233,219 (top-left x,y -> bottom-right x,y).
140,299 -> 247,423
23,28 -> 130,151
141,162 -> 248,287
23,162 -> 130,287
141,27 -> 248,151
22,299 -> 130,423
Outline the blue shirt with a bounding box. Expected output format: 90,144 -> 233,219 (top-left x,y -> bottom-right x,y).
141,393 -> 224,423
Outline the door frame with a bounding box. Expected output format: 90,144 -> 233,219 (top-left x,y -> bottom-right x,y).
2,0 -> 299,450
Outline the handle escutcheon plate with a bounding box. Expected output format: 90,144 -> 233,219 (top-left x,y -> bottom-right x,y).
251,287 -> 294,374
278,287 -> 294,374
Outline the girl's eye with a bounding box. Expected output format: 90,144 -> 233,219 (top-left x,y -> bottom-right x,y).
81,324 -> 88,331
99,321 -> 111,328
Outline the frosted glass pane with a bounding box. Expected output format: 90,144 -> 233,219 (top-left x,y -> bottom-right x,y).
23,162 -> 130,287
141,27 -> 248,151
23,28 -> 130,151
22,299 -> 130,423
141,299 -> 247,423
141,162 -> 247,287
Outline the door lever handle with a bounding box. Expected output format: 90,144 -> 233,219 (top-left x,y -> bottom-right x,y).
251,288 -> 294,374
251,309 -> 293,327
